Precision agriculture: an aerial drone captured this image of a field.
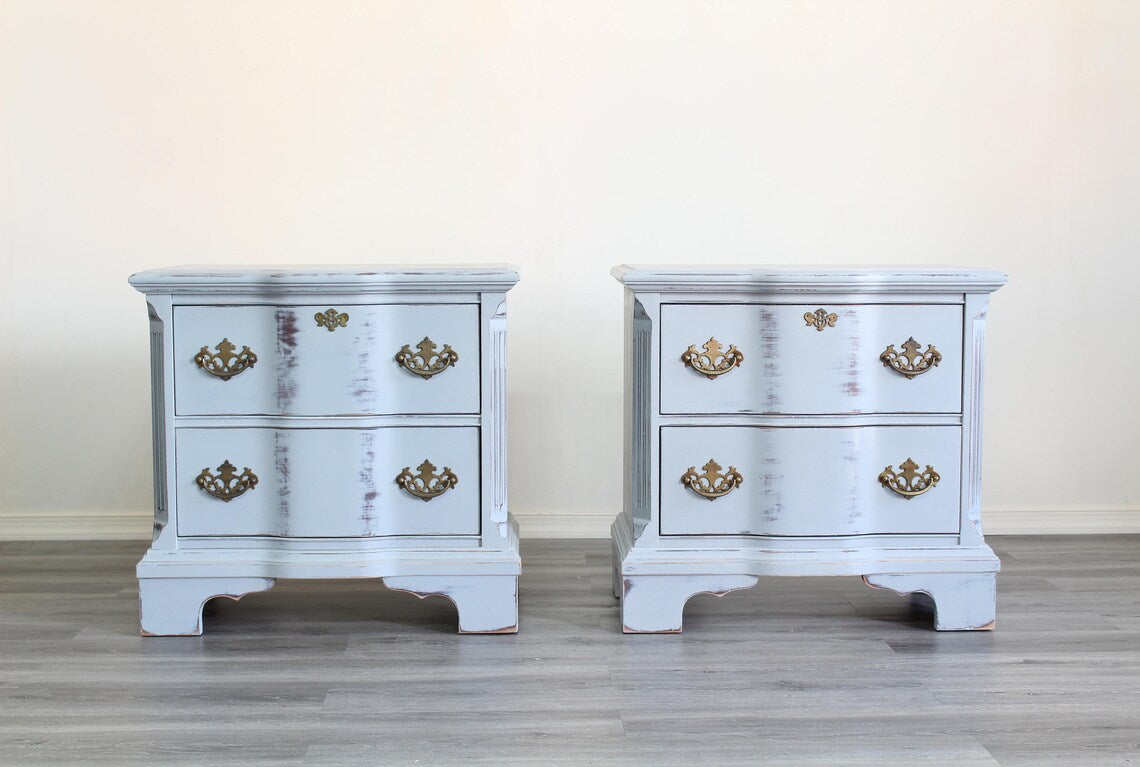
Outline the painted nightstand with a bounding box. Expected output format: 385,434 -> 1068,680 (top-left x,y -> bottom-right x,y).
131,266 -> 519,635
611,265 -> 1007,632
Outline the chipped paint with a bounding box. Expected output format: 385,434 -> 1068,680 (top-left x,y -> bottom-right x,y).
384,577 -> 519,634
843,307 -> 862,399
358,430 -> 377,534
273,431 -> 291,534
274,308 -> 299,410
758,307 -> 781,411
351,315 -> 375,400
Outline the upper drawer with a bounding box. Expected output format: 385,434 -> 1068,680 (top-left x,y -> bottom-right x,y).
660,303 -> 962,415
174,304 -> 480,416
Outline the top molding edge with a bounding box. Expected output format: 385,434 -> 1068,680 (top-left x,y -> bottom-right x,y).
129,265 -> 521,295
611,264 -> 1008,294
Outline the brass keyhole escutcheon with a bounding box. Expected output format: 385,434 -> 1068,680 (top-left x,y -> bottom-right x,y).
804,308 -> 838,331
314,308 -> 349,331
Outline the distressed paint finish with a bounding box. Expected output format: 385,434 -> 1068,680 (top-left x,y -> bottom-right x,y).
383,575 -> 519,634
130,266 -> 520,636
175,426 -> 481,537
660,303 -> 963,415
484,298 -> 510,542
611,265 -> 1007,633
863,572 -> 997,631
621,574 -> 759,633
174,304 -> 480,416
138,577 -> 275,636
660,425 -> 961,536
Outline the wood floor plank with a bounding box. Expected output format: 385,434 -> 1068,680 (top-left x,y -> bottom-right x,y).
0,536 -> 1137,765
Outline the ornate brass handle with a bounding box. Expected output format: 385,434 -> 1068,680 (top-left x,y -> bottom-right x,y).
880,337 -> 942,379
194,338 -> 257,381
395,337 -> 458,379
680,459 -> 743,501
804,308 -> 838,331
314,308 -> 349,331
681,338 -> 744,380
878,458 -> 940,499
395,459 -> 458,501
196,460 -> 259,502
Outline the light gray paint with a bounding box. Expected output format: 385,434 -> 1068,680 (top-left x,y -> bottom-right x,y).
174,303 -> 480,416
659,425 -> 962,536
613,264 -> 1007,632
175,426 -> 481,537
660,302 -> 963,415
131,266 -> 520,635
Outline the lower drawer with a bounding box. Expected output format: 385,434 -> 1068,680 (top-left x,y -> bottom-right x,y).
175,426 -> 480,537
660,425 -> 961,536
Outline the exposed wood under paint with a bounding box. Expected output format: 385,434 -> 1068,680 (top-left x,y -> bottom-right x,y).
132,267 -> 520,635
613,265 -> 1007,632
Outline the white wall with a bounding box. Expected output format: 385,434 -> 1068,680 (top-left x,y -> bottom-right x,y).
2,0 -> 1138,538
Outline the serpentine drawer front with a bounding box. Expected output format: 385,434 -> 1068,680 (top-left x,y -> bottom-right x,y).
175,304 -> 479,416
176,426 -> 480,537
660,425 -> 961,536
611,265 -> 1006,634
131,266 -> 520,636
661,303 -> 963,415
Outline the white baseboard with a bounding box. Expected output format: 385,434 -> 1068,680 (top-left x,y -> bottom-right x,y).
980,506 -> 1140,535
0,507 -> 1138,541
0,510 -> 155,541
514,512 -> 616,539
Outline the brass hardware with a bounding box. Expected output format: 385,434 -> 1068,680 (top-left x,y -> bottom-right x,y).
680,459 -> 743,501
681,338 -> 744,380
194,338 -> 257,381
395,337 -> 458,379
804,308 -> 838,331
878,458 -> 940,499
395,459 -> 458,501
314,308 -> 349,331
195,460 -> 259,502
880,337 -> 942,379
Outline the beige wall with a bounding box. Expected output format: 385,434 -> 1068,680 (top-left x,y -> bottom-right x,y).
2,1 -> 1137,538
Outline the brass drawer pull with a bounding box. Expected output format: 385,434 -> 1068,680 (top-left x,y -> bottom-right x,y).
314,308 -> 349,331
681,338 -> 744,380
880,337 -> 942,379
395,337 -> 458,379
879,458 -> 939,499
194,338 -> 257,381
196,460 -> 259,502
680,459 -> 743,501
396,459 -> 458,501
804,308 -> 838,331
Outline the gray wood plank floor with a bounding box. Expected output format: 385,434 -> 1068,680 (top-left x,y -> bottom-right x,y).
1,536 -> 1137,766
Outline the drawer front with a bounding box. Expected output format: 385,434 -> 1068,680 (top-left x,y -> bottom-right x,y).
660,425 -> 961,536
176,426 -> 480,537
174,304 -> 479,416
661,304 -> 962,415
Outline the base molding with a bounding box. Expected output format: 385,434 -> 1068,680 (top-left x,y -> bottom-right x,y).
0,510 -> 156,541
1,507 -> 1139,541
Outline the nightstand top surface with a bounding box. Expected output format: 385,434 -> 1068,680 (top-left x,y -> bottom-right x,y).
612,264 -> 1007,293
129,265 -> 519,294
